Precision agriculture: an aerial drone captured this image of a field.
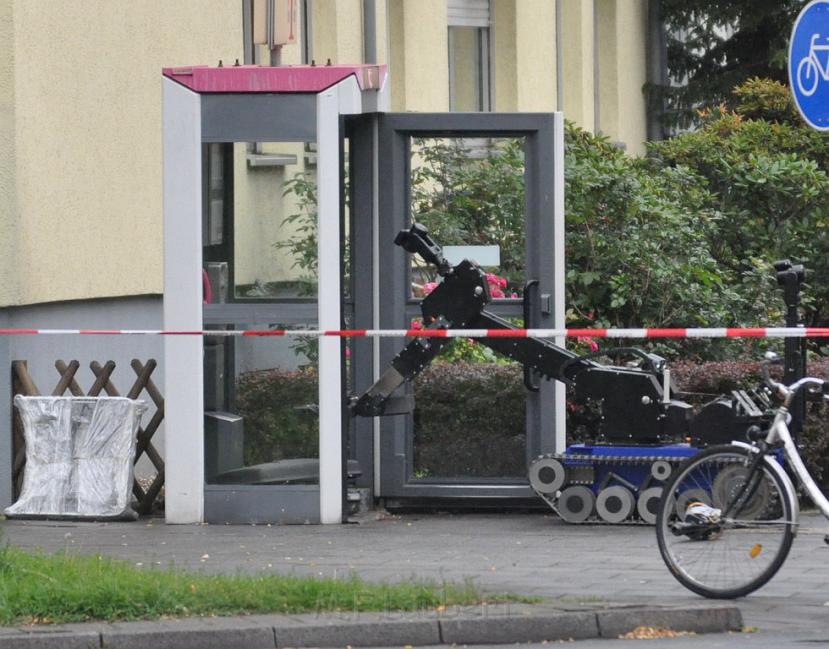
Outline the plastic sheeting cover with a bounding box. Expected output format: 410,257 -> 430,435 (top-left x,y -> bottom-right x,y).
6,396 -> 147,520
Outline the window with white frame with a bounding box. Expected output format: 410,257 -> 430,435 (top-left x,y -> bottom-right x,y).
447,0 -> 491,112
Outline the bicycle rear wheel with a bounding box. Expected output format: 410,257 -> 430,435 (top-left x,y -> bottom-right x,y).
656,444 -> 797,599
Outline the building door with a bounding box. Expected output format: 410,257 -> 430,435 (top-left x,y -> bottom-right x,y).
352,112 -> 565,505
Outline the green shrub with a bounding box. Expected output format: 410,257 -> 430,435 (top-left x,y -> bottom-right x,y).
276,78 -> 829,360
405,111 -> 829,358
565,124 -> 731,332
236,359 -> 829,488
274,173 -> 319,294
236,368 -> 318,466
732,77 -> 800,125
413,362 -> 527,478
647,79 -> 829,329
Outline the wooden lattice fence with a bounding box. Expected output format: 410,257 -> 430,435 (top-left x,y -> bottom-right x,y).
11,359 -> 165,515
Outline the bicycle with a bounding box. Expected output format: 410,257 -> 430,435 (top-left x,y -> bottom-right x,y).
656,351 -> 829,599
796,33 -> 829,97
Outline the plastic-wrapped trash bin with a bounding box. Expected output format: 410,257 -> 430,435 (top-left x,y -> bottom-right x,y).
5,396 -> 147,520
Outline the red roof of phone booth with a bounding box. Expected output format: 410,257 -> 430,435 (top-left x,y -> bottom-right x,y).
162,64 -> 386,93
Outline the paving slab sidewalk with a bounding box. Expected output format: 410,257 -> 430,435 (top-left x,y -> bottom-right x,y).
4,511 -> 826,646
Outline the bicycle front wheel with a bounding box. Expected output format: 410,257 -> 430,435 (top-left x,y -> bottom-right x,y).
656,444 -> 797,599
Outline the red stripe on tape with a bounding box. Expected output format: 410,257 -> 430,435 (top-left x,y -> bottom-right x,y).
406,328 -> 447,337
646,328 -> 688,338
806,328 -> 829,337
566,328 -> 608,337
0,329 -> 38,335
728,328 -> 765,337
334,330 -> 367,337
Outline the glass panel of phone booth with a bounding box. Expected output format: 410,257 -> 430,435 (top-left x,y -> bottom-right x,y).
408,136 -> 527,479
202,140 -> 324,489
374,113 -> 559,501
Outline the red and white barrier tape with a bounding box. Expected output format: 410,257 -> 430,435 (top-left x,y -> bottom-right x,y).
0,327 -> 827,338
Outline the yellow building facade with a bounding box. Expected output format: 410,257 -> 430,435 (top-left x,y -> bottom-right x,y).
1,0 -> 653,309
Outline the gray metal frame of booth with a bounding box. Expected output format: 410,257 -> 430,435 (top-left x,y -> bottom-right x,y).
349,112 -> 564,506
199,92 -> 327,524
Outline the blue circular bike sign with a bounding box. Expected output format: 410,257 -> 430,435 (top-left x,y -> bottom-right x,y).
790,0 -> 829,130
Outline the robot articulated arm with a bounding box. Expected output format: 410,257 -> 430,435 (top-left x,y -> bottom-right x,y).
350,223 -> 693,445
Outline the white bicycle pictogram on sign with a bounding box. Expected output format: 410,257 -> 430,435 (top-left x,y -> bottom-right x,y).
797,33 -> 829,96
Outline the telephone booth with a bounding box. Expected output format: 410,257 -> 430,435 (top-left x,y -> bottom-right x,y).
162,64 -> 565,524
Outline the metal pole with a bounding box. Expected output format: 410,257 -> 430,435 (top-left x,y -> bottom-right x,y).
776,260 -> 807,435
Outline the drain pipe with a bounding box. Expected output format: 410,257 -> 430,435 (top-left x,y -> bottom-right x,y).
363,0 -> 376,63
646,0 -> 668,141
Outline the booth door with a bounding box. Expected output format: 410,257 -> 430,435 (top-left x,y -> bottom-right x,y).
372,113 -> 564,505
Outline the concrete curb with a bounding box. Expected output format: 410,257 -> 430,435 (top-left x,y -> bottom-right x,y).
0,605 -> 743,648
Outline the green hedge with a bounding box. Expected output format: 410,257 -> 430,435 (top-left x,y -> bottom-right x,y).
236,367 -> 318,466
236,359 -> 829,487
412,362 -> 527,478
671,358 -> 829,487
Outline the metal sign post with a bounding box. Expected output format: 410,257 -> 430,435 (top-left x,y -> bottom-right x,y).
787,1 -> 828,433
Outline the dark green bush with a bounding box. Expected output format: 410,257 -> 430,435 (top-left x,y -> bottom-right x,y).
278,78 -> 829,359
237,360 -> 829,489
412,362 -> 526,478
670,359 -> 771,394
565,124 -> 731,335
236,368 -> 318,466
732,77 -> 801,125
647,80 -> 829,329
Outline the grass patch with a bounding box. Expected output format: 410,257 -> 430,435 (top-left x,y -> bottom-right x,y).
0,543 -> 534,625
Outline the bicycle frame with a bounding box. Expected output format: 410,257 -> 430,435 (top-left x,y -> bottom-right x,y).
808,33 -> 829,80
764,396 -> 829,519
727,438 -> 800,529
726,374 -> 829,526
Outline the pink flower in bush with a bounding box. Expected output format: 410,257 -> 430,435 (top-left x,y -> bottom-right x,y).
577,336 -> 599,352
485,273 -> 508,298
486,273 -> 507,288
422,282 -> 438,295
